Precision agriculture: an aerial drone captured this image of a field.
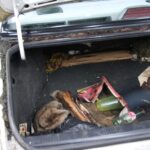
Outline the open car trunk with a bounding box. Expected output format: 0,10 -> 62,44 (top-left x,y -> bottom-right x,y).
6,38 -> 150,149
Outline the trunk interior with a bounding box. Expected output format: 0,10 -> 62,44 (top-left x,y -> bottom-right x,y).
7,38 -> 150,149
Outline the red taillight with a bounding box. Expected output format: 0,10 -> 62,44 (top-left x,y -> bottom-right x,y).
123,7 -> 150,19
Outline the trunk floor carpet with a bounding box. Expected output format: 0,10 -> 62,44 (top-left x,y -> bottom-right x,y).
11,54 -> 150,142
24,60 -> 150,146
30,60 -> 150,136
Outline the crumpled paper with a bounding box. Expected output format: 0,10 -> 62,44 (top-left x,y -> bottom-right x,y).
138,67 -> 150,89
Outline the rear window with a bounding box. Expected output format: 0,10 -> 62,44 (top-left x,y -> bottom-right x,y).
36,6 -> 63,15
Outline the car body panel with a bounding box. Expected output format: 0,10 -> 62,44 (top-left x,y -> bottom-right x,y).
0,0 -> 150,149
4,0 -> 150,30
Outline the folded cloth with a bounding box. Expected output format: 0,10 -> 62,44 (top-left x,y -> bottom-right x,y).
34,100 -> 70,133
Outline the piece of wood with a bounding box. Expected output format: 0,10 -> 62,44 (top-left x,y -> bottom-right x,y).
62,50 -> 132,67
53,91 -> 91,122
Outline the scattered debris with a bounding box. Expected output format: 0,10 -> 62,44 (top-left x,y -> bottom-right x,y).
46,53 -> 68,73
77,76 -> 128,107
52,90 -> 116,127
76,76 -> 128,126
131,54 -> 138,61
77,83 -> 100,103
76,99 -> 116,126
31,124 -> 35,134
132,39 -> 150,62
33,100 -> 70,133
52,91 -> 92,123
140,57 -> 150,62
142,99 -> 150,104
142,78 -> 150,89
46,51 -> 132,73
32,74 -> 146,134
138,67 -> 150,89
62,51 -> 132,67
113,108 -> 145,125
46,76 -> 130,127
68,50 -> 80,55
19,123 -> 30,136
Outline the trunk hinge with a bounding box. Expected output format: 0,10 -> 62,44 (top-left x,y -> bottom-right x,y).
12,0 -> 26,60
